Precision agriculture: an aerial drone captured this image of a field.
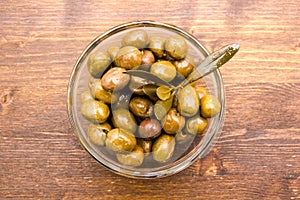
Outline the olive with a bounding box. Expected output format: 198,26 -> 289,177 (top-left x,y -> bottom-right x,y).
87,50 -> 111,78
101,67 -> 130,92
137,139 -> 152,155
112,92 -> 131,109
112,109 -> 137,133
138,118 -> 161,139
105,128 -> 136,153
193,85 -> 209,101
107,46 -> 120,61
81,100 -> 110,124
149,37 -> 165,58
141,50 -> 155,68
89,77 -> 119,104
129,96 -> 153,118
165,35 -> 188,60
162,108 -> 185,134
173,57 -> 195,78
177,84 -> 199,117
128,76 -> 152,95
121,29 -> 149,49
150,60 -> 177,82
116,145 -> 144,166
175,131 -> 191,142
152,134 -> 175,163
81,90 -> 94,103
114,46 -> 142,70
200,95 -> 221,118
87,122 -> 111,146
185,116 -> 208,135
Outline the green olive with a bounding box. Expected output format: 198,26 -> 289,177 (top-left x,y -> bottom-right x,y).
150,60 -> 177,82
200,95 -> 221,118
152,134 -> 175,163
81,100 -> 110,124
165,35 -> 188,60
107,46 -> 120,61
121,29 -> 149,49
114,46 -> 142,70
105,128 -> 136,153
87,123 -> 111,146
101,67 -> 130,92
173,57 -> 195,78
129,96 -> 153,118
193,85 -> 209,101
175,131 -> 191,143
116,145 -> 144,166
112,109 -> 137,133
112,93 -> 131,109
138,118 -> 161,139
162,108 -> 185,134
89,77 -> 119,104
185,116 -> 208,135
81,90 -> 94,103
87,50 -> 111,78
137,139 -> 152,155
149,37 -> 165,58
177,84 -> 199,117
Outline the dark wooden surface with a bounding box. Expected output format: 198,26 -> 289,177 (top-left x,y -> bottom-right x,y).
1,0 -> 299,199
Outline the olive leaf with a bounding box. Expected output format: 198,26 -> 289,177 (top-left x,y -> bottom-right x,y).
154,94 -> 174,120
156,85 -> 171,101
126,70 -> 174,88
143,84 -> 159,101
177,43 -> 240,89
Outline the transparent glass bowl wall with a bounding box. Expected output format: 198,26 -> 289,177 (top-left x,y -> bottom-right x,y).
67,21 -> 225,179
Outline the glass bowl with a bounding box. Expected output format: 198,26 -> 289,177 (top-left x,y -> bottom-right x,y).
67,21 -> 225,179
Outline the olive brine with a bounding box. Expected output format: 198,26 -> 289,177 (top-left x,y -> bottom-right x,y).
81,29 -> 221,166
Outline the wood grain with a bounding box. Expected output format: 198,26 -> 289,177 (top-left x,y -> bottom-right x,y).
1,0 -> 299,199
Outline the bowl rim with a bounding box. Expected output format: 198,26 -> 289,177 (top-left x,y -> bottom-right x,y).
67,20 -> 225,179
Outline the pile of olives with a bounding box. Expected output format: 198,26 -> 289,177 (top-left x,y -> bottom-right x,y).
80,29 -> 221,167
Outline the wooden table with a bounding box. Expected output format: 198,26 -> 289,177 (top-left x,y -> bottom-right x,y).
1,0 -> 299,199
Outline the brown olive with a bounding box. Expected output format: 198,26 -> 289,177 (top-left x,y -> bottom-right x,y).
121,29 -> 149,49
185,116 -> 208,135
87,123 -> 111,146
177,84 -> 199,117
165,35 -> 188,60
107,46 -> 120,61
105,128 -> 136,153
141,50 -> 155,68
114,46 -> 142,70
138,118 -> 161,139
81,100 -> 110,124
89,77 -> 119,104
87,50 -> 111,78
81,90 -> 94,103
129,96 -> 153,118
149,37 -> 165,58
150,60 -> 177,82
162,108 -> 185,134
137,139 -> 152,155
152,134 -> 175,163
101,67 -> 130,92
200,95 -> 221,118
193,85 -> 209,101
173,57 -> 195,78
116,145 -> 144,166
112,109 -> 137,133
